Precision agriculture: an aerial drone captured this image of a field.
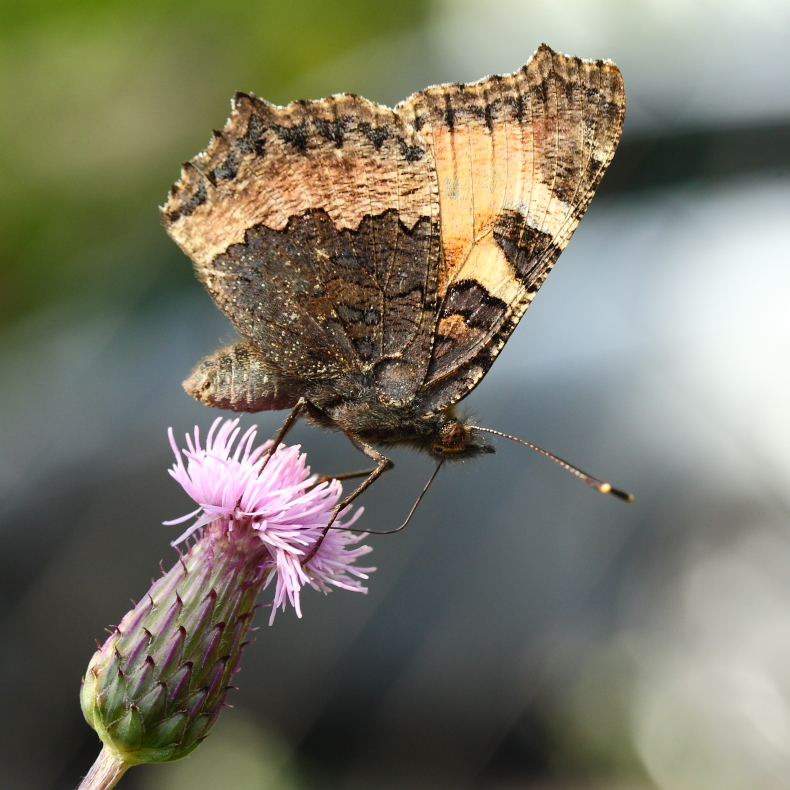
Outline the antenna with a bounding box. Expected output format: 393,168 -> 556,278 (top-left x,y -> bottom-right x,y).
475,427 -> 634,502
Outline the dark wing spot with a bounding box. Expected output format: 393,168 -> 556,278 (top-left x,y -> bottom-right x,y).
314,117 -> 349,148
398,138 -> 424,161
443,95 -> 456,131
272,121 -> 310,153
358,121 -> 391,150
468,103 -> 495,132
441,280 -> 507,329
166,181 -> 208,223
235,112 -> 267,155
483,101 -> 496,131
530,81 -> 548,104
582,154 -> 607,198
493,209 -> 559,281
505,94 -> 525,122
211,150 -> 239,181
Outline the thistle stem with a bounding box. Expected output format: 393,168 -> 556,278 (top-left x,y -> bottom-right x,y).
78,747 -> 129,790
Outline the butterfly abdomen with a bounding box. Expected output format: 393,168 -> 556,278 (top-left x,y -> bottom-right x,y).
183,342 -> 300,412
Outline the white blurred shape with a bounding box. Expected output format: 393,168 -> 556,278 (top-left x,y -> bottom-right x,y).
654,179 -> 790,485
633,530 -> 790,790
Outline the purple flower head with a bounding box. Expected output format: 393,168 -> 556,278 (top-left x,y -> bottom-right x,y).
165,418 -> 374,622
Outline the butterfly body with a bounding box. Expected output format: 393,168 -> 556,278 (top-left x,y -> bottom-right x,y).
166,45 -> 625,476
184,340 -> 494,459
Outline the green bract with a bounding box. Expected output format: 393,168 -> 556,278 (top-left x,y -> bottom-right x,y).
81,529 -> 266,764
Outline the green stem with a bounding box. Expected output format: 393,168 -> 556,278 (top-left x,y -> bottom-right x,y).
78,747 -> 129,790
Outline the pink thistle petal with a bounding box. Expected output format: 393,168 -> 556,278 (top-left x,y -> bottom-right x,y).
164,418 -> 374,621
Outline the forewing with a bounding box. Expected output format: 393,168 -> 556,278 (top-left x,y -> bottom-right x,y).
163,93 -> 440,395
397,45 -> 625,409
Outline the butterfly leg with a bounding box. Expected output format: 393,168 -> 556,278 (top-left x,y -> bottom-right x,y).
259,397 -> 307,474
323,468 -> 379,482
301,434 -> 393,564
305,467 -> 379,492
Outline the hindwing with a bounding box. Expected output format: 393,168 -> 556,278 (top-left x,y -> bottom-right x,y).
163,92 -> 441,402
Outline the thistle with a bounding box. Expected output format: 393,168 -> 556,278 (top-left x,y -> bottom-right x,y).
78,419 -> 373,790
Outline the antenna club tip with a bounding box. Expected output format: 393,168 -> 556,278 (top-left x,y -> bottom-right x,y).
613,487 -> 635,503
599,482 -> 634,502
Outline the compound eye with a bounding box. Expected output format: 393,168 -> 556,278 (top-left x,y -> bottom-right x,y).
439,423 -> 468,448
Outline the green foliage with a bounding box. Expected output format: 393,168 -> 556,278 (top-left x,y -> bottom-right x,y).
0,0 -> 429,327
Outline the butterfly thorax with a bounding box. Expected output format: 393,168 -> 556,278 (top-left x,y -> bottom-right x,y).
308,397 -> 495,461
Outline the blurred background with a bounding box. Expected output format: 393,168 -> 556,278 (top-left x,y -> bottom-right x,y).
1,1 -> 789,788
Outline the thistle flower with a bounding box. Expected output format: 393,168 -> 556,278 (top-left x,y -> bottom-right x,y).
165,418 -> 372,622
79,419 -> 373,790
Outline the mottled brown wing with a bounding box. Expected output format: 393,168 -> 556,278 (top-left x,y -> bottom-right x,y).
397,44 -> 625,411
163,92 -> 440,399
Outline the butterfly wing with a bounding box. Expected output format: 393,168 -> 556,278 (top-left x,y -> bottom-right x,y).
397,45 -> 625,411
163,92 -> 441,404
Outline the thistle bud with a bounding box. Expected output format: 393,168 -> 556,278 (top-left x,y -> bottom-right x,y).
79,419 -> 373,789
81,525 -> 266,765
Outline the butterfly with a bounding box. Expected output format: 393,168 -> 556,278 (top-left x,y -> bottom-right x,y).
163,44 -> 629,540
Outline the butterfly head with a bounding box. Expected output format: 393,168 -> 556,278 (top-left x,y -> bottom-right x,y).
429,416 -> 496,460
